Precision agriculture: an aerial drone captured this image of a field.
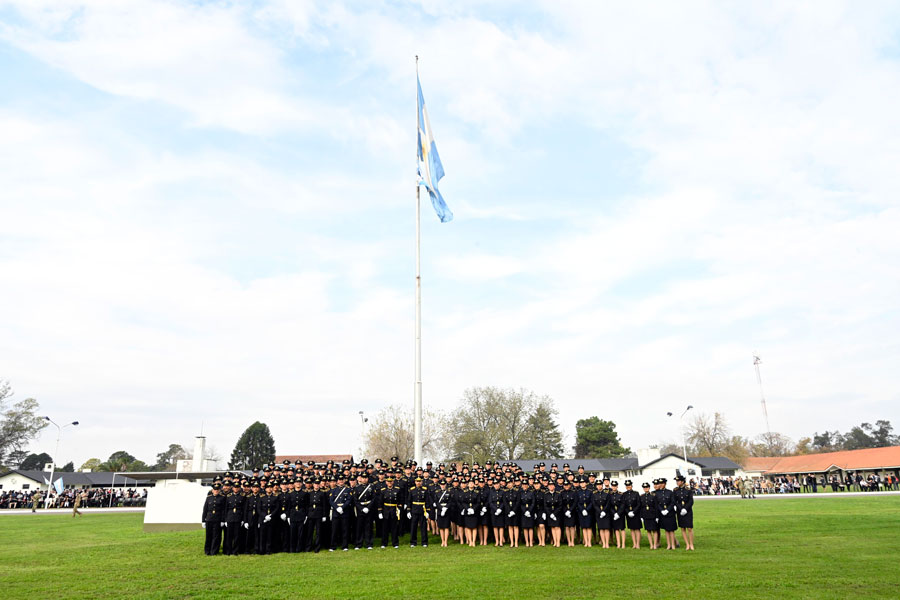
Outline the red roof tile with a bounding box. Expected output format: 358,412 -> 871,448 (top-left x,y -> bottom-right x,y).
744,446 -> 900,474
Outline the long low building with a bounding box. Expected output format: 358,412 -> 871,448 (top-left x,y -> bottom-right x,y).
743,446 -> 900,481
0,469 -> 153,492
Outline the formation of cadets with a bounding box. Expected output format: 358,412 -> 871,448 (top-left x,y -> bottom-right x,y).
201,457 -> 696,556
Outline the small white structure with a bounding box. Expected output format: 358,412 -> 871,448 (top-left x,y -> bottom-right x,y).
143,479 -> 211,532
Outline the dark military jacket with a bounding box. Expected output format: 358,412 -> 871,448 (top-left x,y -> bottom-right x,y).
202,494 -> 226,523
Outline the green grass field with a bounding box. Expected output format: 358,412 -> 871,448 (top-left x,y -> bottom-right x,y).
2,497 -> 899,599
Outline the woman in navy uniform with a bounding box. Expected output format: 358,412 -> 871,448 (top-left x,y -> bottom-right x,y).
477,478 -> 490,546
593,482 -> 611,548
655,478 -> 678,550
640,481 -> 660,549
460,479 -> 480,547
575,477 -> 594,547
488,479 -> 506,546
608,481 -> 627,548
533,478 -> 547,547
673,475 -> 695,550
622,480 -> 642,549
433,478 -> 454,547
519,478 -> 536,547
561,479 -> 577,547
544,480 -> 562,547
504,478 -> 521,548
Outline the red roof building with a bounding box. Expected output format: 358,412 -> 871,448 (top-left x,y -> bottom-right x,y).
744,446 -> 900,476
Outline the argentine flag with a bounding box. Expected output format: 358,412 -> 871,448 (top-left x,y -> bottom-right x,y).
417,75 -> 452,223
53,477 -> 64,495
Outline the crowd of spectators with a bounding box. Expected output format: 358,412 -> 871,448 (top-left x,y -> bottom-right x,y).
0,487 -> 147,510
688,472 -> 899,496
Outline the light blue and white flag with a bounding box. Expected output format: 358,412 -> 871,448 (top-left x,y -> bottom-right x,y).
53,477 -> 64,495
417,75 -> 453,223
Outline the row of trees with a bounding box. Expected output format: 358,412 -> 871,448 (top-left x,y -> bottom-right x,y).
0,380 -> 48,471
658,412 -> 900,465
363,387 -> 630,463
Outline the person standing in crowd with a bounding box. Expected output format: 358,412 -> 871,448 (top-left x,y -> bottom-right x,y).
257,481 -> 278,555
609,481 -> 626,549
593,478 -> 611,549
458,478 -> 479,547
622,480 -> 642,549
329,474 -> 353,551
504,477 -> 521,548
244,480 -> 261,554
433,478 -> 453,547
288,477 -> 308,553
407,476 -> 429,547
561,479 -> 577,547
544,480 -> 562,548
379,475 -> 401,549
673,475 -> 695,551
519,478 -> 536,548
533,478 -> 546,547
488,478 -> 505,547
223,478 -> 243,555
353,472 -> 375,550
201,483 -> 226,556
655,478 -> 678,550
640,482 -> 659,549
576,477 -> 593,548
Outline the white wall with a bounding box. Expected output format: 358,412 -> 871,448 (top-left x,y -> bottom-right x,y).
143,479 -> 210,530
0,472 -> 42,492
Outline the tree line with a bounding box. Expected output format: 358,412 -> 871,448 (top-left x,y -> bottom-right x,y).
363,387 -> 630,463
657,411 -> 900,465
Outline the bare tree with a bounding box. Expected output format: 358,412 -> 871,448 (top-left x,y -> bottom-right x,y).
363,404 -> 447,462
686,412 -> 731,456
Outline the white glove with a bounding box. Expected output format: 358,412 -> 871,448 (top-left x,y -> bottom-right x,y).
508,511 -> 515,518
378,513 -> 383,520
524,511 -> 531,518
362,507 -> 369,514
661,510 -> 669,516
336,507 -> 343,515
221,522 -> 226,527
613,514 -> 620,521
655,518 -> 659,523
600,511 -> 606,518
441,507 -> 447,516
582,510 -> 588,517
287,518 -> 291,525
541,512 -> 546,520
280,513 -> 287,521
322,517 -> 326,522
495,509 -> 501,516
468,508 -> 475,515
565,510 -> 571,518
244,522 -> 249,530
264,514 -> 272,523
407,512 -> 412,519
201,522 -> 206,529
480,507 -> 486,515
304,517 -> 308,524
628,511 -> 635,517
550,513 -> 557,521
680,508 -> 687,516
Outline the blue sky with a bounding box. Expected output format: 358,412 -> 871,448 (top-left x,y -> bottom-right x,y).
1,1 -> 899,467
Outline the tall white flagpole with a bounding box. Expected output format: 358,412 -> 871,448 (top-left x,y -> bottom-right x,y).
414,55 -> 423,466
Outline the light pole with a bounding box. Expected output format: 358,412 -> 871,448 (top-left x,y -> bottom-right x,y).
358,411 -> 368,459
43,416 -> 79,509
667,406 -> 693,484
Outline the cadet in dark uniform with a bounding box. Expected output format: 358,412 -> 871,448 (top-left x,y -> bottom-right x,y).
353,473 -> 376,550
459,479 -> 480,547
223,479 -> 244,555
433,478 -> 454,547
504,478 -> 520,548
407,476 -> 429,547
244,479 -> 261,554
379,475 -> 402,549
561,479 -> 577,547
257,481 -> 279,555
575,476 -> 593,547
477,478 -> 490,546
673,475 -> 695,550
544,480 -> 562,547
655,478 -> 678,549
519,478 -> 536,547
608,481 -> 626,549
201,483 -> 226,555
533,478 -> 546,547
622,480 -> 642,549
288,478 -> 308,553
329,475 -> 354,551
640,481 -> 660,549
307,478 -> 328,553
488,478 -> 506,546
593,481 -> 611,548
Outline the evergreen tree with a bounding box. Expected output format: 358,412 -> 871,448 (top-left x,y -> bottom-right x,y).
229,421 -> 276,469
572,416 -> 630,458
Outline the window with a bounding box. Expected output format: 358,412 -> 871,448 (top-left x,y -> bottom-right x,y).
23,484 -> 30,490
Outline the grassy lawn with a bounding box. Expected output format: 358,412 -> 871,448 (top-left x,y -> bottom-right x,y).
2,496 -> 899,599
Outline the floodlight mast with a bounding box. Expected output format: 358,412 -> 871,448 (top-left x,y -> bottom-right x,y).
753,353 -> 773,444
